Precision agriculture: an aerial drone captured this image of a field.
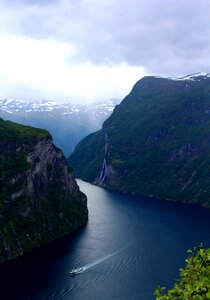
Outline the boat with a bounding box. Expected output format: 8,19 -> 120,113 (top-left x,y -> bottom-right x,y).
69,267 -> 84,276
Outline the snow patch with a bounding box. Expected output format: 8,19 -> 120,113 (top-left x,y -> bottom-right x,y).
172,72 -> 210,81
0,99 -> 120,116
154,72 -> 210,82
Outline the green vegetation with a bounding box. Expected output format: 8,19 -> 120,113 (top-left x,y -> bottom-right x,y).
0,117 -> 50,202
0,117 -> 51,141
69,75 -> 210,206
68,130 -> 105,181
0,117 -> 88,264
155,246 -> 210,299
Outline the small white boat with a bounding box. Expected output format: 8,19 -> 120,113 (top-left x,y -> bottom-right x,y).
69,267 -> 84,276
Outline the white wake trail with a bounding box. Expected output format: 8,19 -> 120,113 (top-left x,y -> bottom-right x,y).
83,249 -> 120,271
70,248 -> 125,275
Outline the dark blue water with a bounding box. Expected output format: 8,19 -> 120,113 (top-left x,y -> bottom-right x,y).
1,179 -> 210,300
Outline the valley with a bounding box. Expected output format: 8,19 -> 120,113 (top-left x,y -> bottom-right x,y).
1,1 -> 210,298
0,99 -> 119,156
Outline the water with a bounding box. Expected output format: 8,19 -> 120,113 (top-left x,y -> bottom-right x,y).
1,179 -> 210,300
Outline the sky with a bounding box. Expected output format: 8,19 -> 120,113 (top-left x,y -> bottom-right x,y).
0,0 -> 210,103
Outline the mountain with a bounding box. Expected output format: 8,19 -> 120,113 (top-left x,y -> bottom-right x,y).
0,99 -> 119,156
69,72 -> 210,206
0,118 -> 88,264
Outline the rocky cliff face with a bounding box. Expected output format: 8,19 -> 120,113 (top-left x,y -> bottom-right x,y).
0,118 -> 88,264
69,73 -> 210,207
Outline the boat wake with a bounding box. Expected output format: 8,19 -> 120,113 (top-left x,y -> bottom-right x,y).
69,266 -> 85,276
69,249 -> 122,276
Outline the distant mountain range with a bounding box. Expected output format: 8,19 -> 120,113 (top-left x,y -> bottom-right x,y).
69,72 -> 210,207
0,98 -> 120,156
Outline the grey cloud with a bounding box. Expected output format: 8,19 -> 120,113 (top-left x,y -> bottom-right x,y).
1,0 -> 210,76
0,0 -> 57,6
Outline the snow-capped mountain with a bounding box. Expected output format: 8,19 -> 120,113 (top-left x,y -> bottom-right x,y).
0,99 -> 116,115
174,72 -> 210,81
154,72 -> 210,82
0,99 -> 120,156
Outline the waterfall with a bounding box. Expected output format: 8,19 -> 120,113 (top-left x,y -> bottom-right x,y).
98,132 -> 108,185
98,158 -> 107,185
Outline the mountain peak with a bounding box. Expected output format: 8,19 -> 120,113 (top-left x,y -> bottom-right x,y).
69,73 -> 210,207
175,72 -> 210,81
153,72 -> 210,82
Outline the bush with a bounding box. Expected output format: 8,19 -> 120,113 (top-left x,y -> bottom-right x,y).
155,246 -> 210,299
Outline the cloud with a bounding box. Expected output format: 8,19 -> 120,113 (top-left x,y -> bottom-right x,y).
0,36 -> 143,102
0,0 -> 210,102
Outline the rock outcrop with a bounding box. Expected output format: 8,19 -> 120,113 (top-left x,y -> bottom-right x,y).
0,118 -> 88,263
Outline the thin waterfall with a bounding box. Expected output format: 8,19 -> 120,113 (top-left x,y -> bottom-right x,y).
98,131 -> 108,185
99,158 -> 107,185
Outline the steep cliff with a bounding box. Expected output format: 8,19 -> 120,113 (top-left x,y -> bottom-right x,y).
69,73 -> 210,206
0,118 -> 88,264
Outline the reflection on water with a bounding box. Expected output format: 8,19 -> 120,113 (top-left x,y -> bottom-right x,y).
1,179 -> 210,300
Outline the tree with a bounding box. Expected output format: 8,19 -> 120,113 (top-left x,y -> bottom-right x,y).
155,246 -> 210,299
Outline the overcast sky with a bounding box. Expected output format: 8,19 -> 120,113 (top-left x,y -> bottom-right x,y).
0,0 -> 210,103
